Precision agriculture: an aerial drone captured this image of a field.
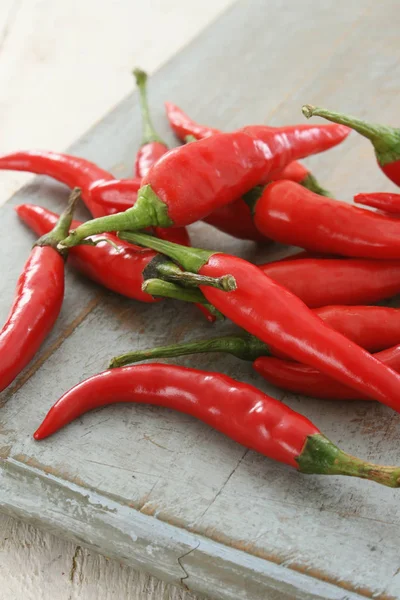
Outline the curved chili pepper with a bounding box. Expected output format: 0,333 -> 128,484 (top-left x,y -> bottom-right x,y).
133,69 -> 169,178
165,102 -> 220,140
253,343 -> 400,401
58,122 -> 349,248
354,192 -> 400,215
165,104 -> 331,242
0,189 -> 81,393
247,180 -> 400,259
0,152 -> 191,246
15,204 -> 233,311
303,105 -> 400,186
110,304 -> 400,370
118,231 -> 400,413
165,101 -> 331,195
0,151 -> 115,217
33,363 -> 400,487
259,256 -> 400,307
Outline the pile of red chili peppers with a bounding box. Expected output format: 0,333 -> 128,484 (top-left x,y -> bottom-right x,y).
4,69 -> 400,488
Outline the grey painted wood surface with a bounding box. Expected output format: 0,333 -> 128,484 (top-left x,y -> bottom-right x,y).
1,0 -> 400,597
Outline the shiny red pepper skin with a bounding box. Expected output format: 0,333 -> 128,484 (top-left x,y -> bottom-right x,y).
165,104 -> 333,240
252,180 -> 400,259
0,151 -> 113,217
33,363 -> 400,486
199,255 -> 400,411
314,305 -> 400,353
0,152 -> 190,245
259,256 -> 400,308
121,232 -> 400,413
254,357 -> 371,401
16,205 -> 208,323
140,124 -> 349,227
203,199 -> 268,242
0,246 -> 64,392
33,363 -> 318,466
165,101 -> 220,140
165,102 -> 313,184
381,161 -> 400,187
135,142 -> 168,179
254,343 -> 400,401
271,305 -> 400,358
16,205 -> 158,303
354,192 -> 400,215
89,179 -> 141,215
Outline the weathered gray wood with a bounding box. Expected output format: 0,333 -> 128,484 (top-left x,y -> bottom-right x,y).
1,0 -> 400,598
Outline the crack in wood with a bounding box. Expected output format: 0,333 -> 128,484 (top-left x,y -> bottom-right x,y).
177,541 -> 200,590
193,449 -> 249,526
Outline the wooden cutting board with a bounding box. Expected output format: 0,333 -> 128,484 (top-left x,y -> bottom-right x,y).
1,1 -> 400,598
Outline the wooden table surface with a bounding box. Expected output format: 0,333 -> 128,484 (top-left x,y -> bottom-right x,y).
1,1 -> 400,599
0,2 -> 232,599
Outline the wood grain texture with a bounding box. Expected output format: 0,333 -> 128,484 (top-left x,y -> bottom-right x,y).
1,0 -> 400,598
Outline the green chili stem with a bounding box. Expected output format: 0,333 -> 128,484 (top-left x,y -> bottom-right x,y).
298,434 -> 400,487
301,173 -> 331,198
155,260 -> 236,291
302,105 -> 400,166
36,187 -> 81,255
242,185 -> 265,215
142,279 -> 222,320
133,68 -> 166,146
118,231 -> 216,274
58,185 -> 173,249
109,333 -> 269,369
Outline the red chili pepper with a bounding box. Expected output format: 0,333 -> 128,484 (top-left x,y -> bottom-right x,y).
254,357 -> 372,401
259,256 -> 400,307
254,343 -> 400,401
33,363 -> 400,487
88,179 -> 190,246
133,69 -> 169,179
0,151 -> 114,217
165,101 -> 220,140
203,199 -> 268,242
354,192 -> 400,215
118,231 -> 400,413
247,180 -> 400,259
312,305 -> 400,353
0,189 -> 80,392
15,204 -> 231,314
88,179 -> 141,214
165,101 -> 331,195
165,104 -> 332,242
112,305 -> 400,369
0,152 -> 190,246
303,105 -> 400,186
59,122 -> 349,249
